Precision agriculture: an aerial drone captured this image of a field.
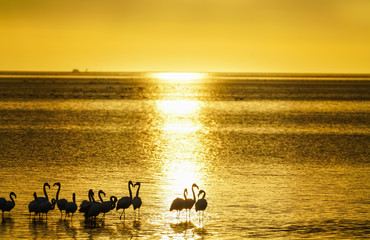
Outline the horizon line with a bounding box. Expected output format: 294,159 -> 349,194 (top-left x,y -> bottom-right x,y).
0,70 -> 370,77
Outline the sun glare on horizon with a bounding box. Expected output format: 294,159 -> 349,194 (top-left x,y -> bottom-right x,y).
149,72 -> 206,82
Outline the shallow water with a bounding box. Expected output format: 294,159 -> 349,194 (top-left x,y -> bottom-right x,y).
0,75 -> 369,239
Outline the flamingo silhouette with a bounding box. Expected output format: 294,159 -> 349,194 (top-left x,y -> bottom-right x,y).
84,190 -> 101,220
195,190 -> 207,223
65,193 -> 77,219
170,188 -> 187,219
35,198 -> 56,219
184,183 -> 199,220
99,190 -> 117,218
116,180 -> 134,220
79,189 -> 93,213
54,182 -> 68,217
132,182 -> 142,220
28,192 -> 39,217
0,192 -> 16,214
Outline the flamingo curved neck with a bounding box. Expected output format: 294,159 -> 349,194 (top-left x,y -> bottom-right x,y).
55,184 -> 61,201
183,189 -> 188,200
191,185 -> 196,201
72,193 -> 76,203
128,182 -> 133,199
43,184 -> 49,201
10,193 -> 16,204
136,184 -> 141,197
200,191 -> 206,199
99,191 -> 105,202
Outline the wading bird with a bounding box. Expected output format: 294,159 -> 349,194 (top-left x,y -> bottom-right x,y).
35,198 -> 56,219
117,180 -> 134,220
84,190 -> 101,220
79,189 -> 93,213
132,182 -> 142,220
99,190 -> 117,218
54,182 -> 68,217
28,192 -> 39,216
195,190 -> 208,222
184,183 -> 199,220
0,192 -> 16,214
65,193 -> 77,219
170,188 -> 187,219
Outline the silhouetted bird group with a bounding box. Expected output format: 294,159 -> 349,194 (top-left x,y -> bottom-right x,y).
1,181 -> 207,223
170,183 -> 207,222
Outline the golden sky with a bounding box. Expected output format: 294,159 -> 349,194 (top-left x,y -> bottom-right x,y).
1,0 -> 369,73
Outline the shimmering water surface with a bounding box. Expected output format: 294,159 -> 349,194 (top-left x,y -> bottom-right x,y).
0,73 -> 369,239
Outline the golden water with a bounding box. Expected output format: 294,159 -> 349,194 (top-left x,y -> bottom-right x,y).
0,75 -> 369,239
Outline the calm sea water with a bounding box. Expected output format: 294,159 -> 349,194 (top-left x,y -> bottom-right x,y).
0,73 -> 369,239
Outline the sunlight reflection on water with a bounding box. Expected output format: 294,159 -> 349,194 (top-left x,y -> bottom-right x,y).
155,99 -> 208,213
0,78 -> 369,239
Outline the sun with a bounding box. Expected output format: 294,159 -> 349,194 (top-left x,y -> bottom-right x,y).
149,72 -> 206,82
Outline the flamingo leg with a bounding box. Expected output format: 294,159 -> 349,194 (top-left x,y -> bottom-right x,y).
119,209 -> 125,220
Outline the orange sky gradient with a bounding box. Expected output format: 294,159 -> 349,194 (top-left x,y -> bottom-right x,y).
1,0 -> 369,73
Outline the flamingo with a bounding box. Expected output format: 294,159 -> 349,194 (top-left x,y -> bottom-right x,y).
65,193 -> 77,219
35,198 -> 56,219
53,182 -> 68,217
28,192 -> 40,216
37,182 -> 51,203
84,190 -> 101,220
99,190 -> 117,218
79,189 -> 93,213
195,190 -> 207,222
170,188 -> 187,219
0,192 -> 16,214
132,182 -> 142,220
116,180 -> 134,220
184,183 -> 199,220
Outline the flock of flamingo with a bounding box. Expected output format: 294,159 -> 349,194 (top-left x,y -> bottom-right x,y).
0,181 -> 207,223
